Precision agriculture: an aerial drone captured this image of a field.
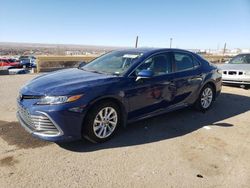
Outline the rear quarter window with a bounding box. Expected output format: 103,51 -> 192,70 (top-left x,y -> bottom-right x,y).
174,52 -> 200,71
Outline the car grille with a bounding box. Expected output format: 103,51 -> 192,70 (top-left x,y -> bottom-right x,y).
22,95 -> 43,99
17,104 -> 60,136
223,71 -> 244,75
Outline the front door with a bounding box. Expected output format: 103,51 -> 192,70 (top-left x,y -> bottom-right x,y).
124,52 -> 176,120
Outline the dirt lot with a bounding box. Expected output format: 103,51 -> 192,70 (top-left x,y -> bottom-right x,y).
0,74 -> 250,188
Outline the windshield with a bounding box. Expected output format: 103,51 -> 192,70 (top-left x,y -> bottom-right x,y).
82,51 -> 143,75
8,59 -> 17,62
21,59 -> 31,62
19,56 -> 29,59
229,54 -> 250,64
0,59 -> 8,62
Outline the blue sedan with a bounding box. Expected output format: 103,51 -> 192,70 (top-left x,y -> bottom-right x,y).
17,48 -> 222,143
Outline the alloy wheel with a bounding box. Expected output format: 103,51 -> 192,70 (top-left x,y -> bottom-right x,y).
93,107 -> 118,139
201,87 -> 213,109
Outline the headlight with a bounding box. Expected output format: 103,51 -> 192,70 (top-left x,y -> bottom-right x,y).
36,95 -> 83,105
217,69 -> 223,74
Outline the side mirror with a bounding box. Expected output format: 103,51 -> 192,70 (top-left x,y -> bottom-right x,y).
78,61 -> 86,68
136,70 -> 153,81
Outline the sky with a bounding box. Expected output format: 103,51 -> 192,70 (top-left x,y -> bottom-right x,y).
0,0 -> 250,49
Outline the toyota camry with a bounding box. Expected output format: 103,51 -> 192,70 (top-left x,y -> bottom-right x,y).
17,48 -> 222,143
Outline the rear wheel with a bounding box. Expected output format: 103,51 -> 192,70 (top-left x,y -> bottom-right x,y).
195,84 -> 214,111
83,101 -> 120,143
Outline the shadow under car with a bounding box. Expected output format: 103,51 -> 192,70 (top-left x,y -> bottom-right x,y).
58,92 -> 249,152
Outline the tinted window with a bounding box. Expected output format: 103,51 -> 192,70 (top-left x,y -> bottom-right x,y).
8,59 -> 18,62
19,56 -> 29,59
21,59 -> 31,63
174,52 -> 198,71
193,57 -> 200,67
134,53 -> 172,76
0,59 -> 8,63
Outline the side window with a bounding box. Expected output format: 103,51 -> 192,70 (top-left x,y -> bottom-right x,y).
231,54 -> 250,64
134,53 -> 172,76
174,52 -> 199,71
245,55 -> 250,64
193,57 -> 200,68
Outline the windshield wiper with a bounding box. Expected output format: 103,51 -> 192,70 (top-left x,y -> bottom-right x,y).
81,68 -> 105,74
80,67 -> 119,75
89,70 -> 102,74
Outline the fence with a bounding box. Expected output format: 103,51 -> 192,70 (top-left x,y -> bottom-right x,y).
36,55 -> 98,73
35,54 -> 232,73
203,55 -> 231,63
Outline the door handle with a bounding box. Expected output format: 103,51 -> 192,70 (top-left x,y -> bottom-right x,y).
188,74 -> 203,82
164,80 -> 175,85
170,80 -> 175,85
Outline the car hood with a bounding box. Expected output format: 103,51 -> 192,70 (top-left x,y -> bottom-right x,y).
218,63 -> 250,71
21,68 -> 119,95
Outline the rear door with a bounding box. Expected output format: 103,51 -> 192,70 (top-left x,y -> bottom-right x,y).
170,51 -> 203,105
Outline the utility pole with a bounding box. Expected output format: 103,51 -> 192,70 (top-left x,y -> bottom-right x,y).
170,38 -> 173,48
223,42 -> 227,56
220,42 -> 227,63
135,36 -> 139,48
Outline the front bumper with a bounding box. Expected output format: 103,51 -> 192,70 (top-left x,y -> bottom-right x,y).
222,80 -> 250,85
16,100 -> 87,142
222,71 -> 250,85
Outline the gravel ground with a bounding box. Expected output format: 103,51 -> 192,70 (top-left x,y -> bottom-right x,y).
0,74 -> 250,188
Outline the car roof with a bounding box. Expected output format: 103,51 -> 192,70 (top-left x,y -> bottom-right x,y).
117,48 -> 193,55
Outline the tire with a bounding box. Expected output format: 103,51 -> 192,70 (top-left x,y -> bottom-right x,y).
195,84 -> 215,112
243,85 -> 250,90
83,101 -> 121,143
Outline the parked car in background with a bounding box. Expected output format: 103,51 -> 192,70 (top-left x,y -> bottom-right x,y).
17,48 -> 222,143
9,68 -> 30,75
8,58 -> 20,64
219,53 -> 250,88
0,58 -> 21,68
19,56 -> 36,68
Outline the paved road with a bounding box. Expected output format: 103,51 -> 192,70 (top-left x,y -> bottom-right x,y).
0,74 -> 250,188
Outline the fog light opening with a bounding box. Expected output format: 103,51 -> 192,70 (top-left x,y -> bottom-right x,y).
68,106 -> 86,113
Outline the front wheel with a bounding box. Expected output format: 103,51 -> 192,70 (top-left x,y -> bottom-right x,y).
195,84 -> 214,111
83,101 -> 120,143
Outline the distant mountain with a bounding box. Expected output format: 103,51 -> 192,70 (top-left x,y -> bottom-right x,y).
0,42 -> 124,50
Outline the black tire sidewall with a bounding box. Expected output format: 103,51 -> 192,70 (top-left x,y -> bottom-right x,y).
83,101 -> 121,143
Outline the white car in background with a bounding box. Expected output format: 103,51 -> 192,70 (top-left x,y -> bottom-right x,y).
219,54 -> 250,88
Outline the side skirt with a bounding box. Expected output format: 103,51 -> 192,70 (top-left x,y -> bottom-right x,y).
127,103 -> 189,124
